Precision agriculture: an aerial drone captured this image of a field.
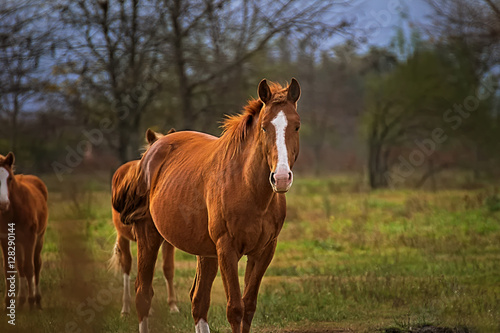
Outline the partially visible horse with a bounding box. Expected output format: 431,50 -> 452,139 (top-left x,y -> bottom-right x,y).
109,129 -> 179,315
113,78 -> 301,333
0,152 -> 48,310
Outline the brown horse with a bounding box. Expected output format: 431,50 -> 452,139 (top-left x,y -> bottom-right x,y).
0,152 -> 48,310
113,79 -> 301,333
109,129 -> 179,315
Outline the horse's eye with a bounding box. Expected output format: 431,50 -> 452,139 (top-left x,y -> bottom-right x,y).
295,126 -> 300,132
261,126 -> 266,133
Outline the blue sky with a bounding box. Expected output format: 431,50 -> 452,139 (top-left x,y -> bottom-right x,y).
347,0 -> 433,48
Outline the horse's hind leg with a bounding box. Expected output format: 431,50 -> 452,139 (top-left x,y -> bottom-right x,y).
161,241 -> 179,313
135,221 -> 163,333
33,235 -> 44,309
116,235 -> 132,315
191,256 -> 218,333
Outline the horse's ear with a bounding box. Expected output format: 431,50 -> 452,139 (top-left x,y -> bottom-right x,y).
258,79 -> 272,104
167,128 -> 176,134
146,129 -> 159,145
4,152 -> 14,167
287,78 -> 301,103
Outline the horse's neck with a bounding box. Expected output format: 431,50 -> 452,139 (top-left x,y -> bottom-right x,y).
8,176 -> 22,206
233,137 -> 275,206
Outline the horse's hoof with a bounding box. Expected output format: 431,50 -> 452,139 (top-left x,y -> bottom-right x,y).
169,305 -> 180,313
121,311 -> 130,318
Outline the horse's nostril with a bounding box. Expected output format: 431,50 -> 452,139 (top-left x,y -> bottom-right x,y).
288,172 -> 292,181
270,172 -> 276,185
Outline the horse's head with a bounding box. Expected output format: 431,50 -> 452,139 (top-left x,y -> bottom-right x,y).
257,78 -> 301,193
0,152 -> 15,211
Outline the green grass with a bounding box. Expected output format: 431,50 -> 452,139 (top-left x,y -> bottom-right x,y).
1,174 -> 499,332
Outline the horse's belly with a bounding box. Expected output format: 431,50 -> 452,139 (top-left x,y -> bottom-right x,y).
150,201 -> 216,257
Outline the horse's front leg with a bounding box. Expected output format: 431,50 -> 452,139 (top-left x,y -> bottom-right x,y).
217,236 -> 244,333
241,240 -> 277,333
190,255 -> 218,332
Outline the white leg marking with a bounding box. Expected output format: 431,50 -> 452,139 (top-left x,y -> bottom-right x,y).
29,276 -> 36,298
18,277 -> 28,299
0,167 -> 10,206
139,318 -> 148,333
122,273 -> 131,314
195,319 -> 210,333
271,111 -> 290,173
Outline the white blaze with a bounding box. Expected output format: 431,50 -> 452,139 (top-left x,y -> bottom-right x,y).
271,111 -> 290,172
0,167 -> 9,206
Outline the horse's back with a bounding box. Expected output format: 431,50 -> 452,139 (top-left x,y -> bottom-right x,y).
17,174 -> 48,202
143,131 -> 217,188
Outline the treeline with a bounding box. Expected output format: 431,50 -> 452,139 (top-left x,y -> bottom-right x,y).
0,0 -> 499,189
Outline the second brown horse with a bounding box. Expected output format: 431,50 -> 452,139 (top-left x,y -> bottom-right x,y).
109,129 -> 179,315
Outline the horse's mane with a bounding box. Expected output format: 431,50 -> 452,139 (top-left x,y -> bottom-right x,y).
220,82 -> 288,157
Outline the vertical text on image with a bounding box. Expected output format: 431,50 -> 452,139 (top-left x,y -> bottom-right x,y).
6,222 -> 16,325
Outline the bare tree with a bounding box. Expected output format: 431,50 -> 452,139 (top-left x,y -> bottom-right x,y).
0,0 -> 54,152
54,0 -> 167,163
426,0 -> 500,72
160,0 -> 351,129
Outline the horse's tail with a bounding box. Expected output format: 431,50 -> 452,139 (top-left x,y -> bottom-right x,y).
107,240 -> 122,275
111,162 -> 150,225
112,128 -> 175,225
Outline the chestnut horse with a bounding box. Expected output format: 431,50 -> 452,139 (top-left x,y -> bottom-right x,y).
0,152 -> 48,310
113,79 -> 301,333
109,129 -> 179,315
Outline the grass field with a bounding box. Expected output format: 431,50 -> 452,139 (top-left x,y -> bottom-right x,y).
1,174 -> 499,332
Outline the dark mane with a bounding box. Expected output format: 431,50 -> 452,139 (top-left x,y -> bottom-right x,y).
220,82 -> 287,157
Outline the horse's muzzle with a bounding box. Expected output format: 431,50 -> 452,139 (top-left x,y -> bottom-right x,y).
270,170 -> 293,193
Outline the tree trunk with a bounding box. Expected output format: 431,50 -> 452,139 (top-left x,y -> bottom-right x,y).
10,94 -> 19,153
368,140 -> 388,189
118,122 -> 131,164
171,0 -> 194,129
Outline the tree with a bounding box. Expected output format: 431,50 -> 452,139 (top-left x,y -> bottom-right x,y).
426,0 -> 500,71
160,0 -> 352,129
0,0 -> 54,152
362,42 -> 478,189
53,0 -> 170,163
53,0 -> 351,163
426,0 -> 500,180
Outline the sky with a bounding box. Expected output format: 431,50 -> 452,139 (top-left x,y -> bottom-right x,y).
344,0 -> 434,49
